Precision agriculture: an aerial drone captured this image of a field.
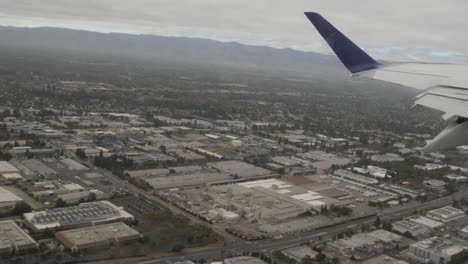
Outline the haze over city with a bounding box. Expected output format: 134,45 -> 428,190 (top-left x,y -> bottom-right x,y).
1,1 -> 468,62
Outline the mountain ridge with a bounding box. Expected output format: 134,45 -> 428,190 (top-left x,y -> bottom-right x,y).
0,25 -> 344,74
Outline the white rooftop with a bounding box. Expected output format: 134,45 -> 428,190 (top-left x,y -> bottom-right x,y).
0,161 -> 19,173
0,187 -> 23,204
239,179 -> 291,189
410,216 -> 444,229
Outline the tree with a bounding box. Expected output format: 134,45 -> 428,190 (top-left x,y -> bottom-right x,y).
43,228 -> 54,237
56,198 -> 67,208
171,244 -> 185,253
301,255 -> 314,264
374,216 -> 381,228
344,229 -> 354,238
13,203 -> 32,215
160,145 -> 167,154
187,235 -> 194,244
25,149 -> 34,159
448,250 -> 468,264
75,148 -> 87,160
315,252 -> 327,262
382,222 -> 392,231
403,231 -> 416,240
88,192 -> 97,202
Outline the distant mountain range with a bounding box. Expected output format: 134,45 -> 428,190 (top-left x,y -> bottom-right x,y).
0,26 -> 345,74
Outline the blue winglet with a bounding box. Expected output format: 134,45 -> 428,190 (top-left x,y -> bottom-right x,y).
305,12 -> 380,73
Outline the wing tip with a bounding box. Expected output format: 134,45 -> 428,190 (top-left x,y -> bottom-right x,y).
304,12 -> 322,23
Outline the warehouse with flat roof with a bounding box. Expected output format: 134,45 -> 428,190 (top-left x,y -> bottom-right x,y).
208,160 -> 272,178
56,222 -> 142,251
409,216 -> 444,230
23,201 -> 134,231
426,206 -> 465,223
0,161 -> 19,174
0,186 -> 24,216
406,236 -> 464,264
0,220 -> 38,254
281,245 -> 318,262
392,220 -> 432,239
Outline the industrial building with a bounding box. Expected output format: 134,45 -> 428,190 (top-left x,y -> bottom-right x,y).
161,178 -> 340,234
370,153 -> 404,163
367,165 -> 390,179
391,220 -> 432,239
23,201 -> 134,231
207,160 -> 272,178
380,184 -> 424,198
0,161 -> 20,174
271,156 -> 311,167
423,180 -> 446,193
327,230 -> 401,258
56,222 -> 142,251
22,159 -> 56,176
298,150 -> 350,170
57,189 -> 106,205
223,256 -> 266,264
426,206 -> 466,223
444,174 -> 468,182
361,254 -> 409,264
332,169 -> 379,185
144,172 -> 231,190
281,245 -> 318,262
61,158 -> 89,171
406,236 -> 465,264
458,226 -> 468,239
207,208 -> 240,223
0,187 -> 24,216
0,172 -> 23,184
409,216 -> 444,230
0,220 -> 38,254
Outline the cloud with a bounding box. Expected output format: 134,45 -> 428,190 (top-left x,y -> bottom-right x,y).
1,0 -> 467,63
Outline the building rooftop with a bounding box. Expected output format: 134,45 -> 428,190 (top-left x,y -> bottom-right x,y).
393,219 -> 429,232
424,179 -> 446,187
144,172 -> 231,189
0,220 -> 37,251
282,245 -> 318,261
444,174 -> 468,181
0,161 -> 19,173
61,158 -> 89,171
56,222 -> 142,247
208,160 -> 272,178
427,206 -> 465,220
62,183 -> 85,192
412,236 -> 465,257
369,229 -> 402,243
0,186 -> 23,204
409,216 -> 444,229
361,254 -> 408,264
459,226 -> 468,234
370,153 -> 404,163
328,233 -> 381,251
223,256 -> 266,264
1,173 -> 23,180
239,178 -> 292,190
24,201 -> 133,230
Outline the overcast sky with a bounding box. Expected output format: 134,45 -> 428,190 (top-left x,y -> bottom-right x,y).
1,0 -> 467,63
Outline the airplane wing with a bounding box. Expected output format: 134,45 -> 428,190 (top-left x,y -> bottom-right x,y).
305,12 -> 468,153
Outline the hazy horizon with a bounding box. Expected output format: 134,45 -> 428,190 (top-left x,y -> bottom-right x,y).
1,0 -> 468,63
